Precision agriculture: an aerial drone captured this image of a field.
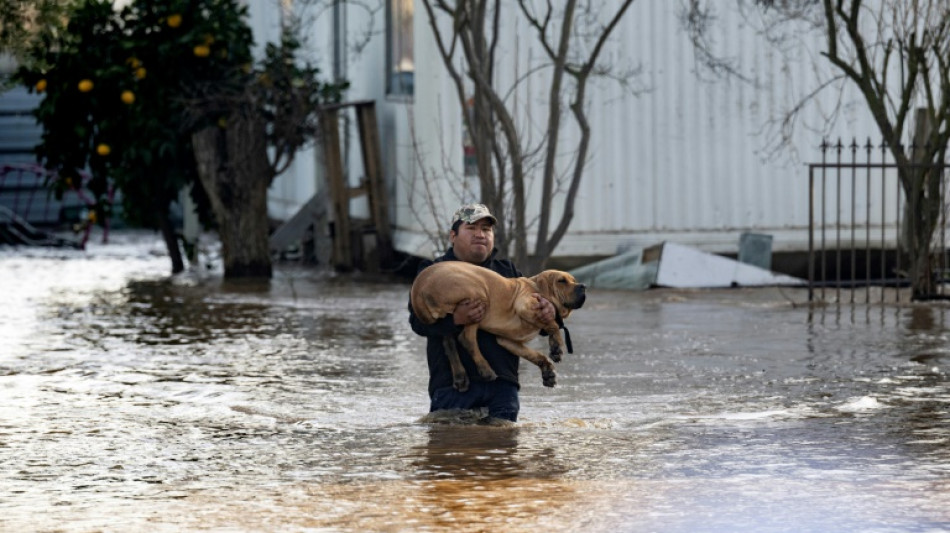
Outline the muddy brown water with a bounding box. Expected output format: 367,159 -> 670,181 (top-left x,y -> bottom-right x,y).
1,232 -> 948,532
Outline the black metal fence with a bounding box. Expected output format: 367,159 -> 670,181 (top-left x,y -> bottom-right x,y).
0,163 -> 115,247
0,163 -> 95,225
808,138 -> 949,303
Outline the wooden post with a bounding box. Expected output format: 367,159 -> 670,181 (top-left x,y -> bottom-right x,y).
355,102 -> 394,267
314,100 -> 394,272
321,108 -> 352,271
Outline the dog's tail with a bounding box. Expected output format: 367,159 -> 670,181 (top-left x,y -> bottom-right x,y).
416,293 -> 442,324
409,286 -> 442,324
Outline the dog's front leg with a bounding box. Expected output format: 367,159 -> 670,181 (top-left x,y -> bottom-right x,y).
496,338 -> 557,388
442,336 -> 470,392
543,325 -> 565,363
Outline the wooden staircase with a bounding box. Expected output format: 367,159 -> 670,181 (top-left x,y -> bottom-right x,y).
269,100 -> 394,272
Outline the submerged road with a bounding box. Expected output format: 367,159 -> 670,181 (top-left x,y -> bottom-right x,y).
1,232 -> 948,532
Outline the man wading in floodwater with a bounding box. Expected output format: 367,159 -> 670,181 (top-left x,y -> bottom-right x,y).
408,203 -> 555,422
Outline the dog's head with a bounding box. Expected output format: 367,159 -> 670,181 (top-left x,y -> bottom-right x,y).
532,270 -> 587,317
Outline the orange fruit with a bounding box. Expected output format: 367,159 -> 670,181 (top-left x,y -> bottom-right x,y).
126,57 -> 142,69
35,79 -> 47,92
135,67 -> 147,80
96,144 -> 111,156
78,79 -> 94,92
167,14 -> 182,28
193,45 -> 211,58
121,90 -> 135,104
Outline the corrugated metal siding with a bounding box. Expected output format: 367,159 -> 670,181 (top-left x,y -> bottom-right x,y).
0,86 -> 42,164
392,0 -> 888,260
0,86 -> 97,226
254,2 -> 895,261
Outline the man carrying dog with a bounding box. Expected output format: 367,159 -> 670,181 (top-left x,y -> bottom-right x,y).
408,203 -> 555,422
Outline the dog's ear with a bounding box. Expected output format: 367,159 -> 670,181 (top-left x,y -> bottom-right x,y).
534,270 -> 561,300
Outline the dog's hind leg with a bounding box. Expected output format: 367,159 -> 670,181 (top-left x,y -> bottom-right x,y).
456,325 -> 497,381
442,337 -> 470,392
496,338 -> 557,388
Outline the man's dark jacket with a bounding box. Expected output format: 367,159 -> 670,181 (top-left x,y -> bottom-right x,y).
408,247 -> 523,397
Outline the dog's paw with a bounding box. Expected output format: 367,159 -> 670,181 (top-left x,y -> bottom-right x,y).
479,367 -> 498,381
542,369 -> 557,388
549,346 -> 563,363
453,373 -> 470,392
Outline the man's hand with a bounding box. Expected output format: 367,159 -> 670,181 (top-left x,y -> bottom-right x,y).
453,298 -> 486,325
532,293 -> 556,324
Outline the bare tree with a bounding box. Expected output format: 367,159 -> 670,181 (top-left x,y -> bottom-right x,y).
402,105 -> 475,255
289,0 -> 384,63
420,0 -> 636,273
685,0 -> 950,299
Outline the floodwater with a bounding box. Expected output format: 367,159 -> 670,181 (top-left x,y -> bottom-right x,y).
1,232 -> 948,533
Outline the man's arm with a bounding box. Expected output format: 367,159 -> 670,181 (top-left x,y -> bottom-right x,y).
531,293 -> 556,324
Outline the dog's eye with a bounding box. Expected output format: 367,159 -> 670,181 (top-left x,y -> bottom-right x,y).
557,278 -> 568,284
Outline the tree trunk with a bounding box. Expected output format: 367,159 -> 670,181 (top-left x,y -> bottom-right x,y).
904,164 -> 942,300
159,211 -> 185,274
903,110 -> 940,299
191,111 -> 273,279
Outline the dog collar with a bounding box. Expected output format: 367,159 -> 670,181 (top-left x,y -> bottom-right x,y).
554,314 -> 573,354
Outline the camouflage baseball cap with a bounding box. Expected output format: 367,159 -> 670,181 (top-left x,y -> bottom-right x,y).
451,203 -> 497,227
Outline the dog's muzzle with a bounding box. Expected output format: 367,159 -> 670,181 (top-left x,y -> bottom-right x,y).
569,284 -> 587,309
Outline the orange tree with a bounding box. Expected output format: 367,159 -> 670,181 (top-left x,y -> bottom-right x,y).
16,0 -> 345,276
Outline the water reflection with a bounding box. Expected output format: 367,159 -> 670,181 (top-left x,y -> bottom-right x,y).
410,424 -> 568,482
903,306 -> 949,364
2,238 -> 950,532
398,424 -> 580,531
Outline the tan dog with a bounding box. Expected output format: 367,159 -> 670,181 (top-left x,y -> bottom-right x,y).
411,261 -> 587,391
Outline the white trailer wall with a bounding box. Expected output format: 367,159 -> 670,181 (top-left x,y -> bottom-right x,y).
253,1 -> 900,264
392,0 -> 886,261
251,2 -> 381,223
256,2 -> 411,232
